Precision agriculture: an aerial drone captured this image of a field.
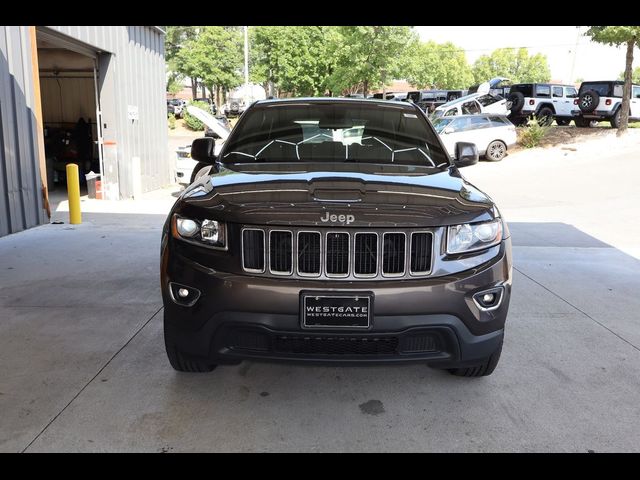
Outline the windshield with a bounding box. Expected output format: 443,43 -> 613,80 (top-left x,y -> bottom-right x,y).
432,118 -> 453,133
221,102 -> 450,169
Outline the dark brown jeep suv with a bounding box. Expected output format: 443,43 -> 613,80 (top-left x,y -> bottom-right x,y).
161,98 -> 512,377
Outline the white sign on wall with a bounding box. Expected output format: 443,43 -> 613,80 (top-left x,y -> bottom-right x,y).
127,105 -> 139,121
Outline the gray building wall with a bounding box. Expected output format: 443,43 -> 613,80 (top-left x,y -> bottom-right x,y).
0,26 -> 168,237
45,26 -> 169,199
0,26 -> 46,237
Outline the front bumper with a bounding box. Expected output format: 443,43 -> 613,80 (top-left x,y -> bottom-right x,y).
162,238 -> 512,367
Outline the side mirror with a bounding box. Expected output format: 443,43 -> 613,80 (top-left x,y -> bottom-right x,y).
191,137 -> 216,164
443,126 -> 454,135
454,142 -> 479,168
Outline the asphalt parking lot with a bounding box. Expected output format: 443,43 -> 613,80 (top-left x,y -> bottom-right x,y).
1,132 -> 639,452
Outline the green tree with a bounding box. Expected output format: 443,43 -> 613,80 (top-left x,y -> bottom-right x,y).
618,67 -> 640,84
166,73 -> 183,96
327,26 -> 416,96
405,41 -> 474,89
175,26 -> 244,109
251,26 -> 337,97
472,48 -> 551,84
586,26 -> 640,135
165,26 -> 202,99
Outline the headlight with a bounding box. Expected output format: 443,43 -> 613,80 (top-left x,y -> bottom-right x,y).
176,218 -> 198,237
172,215 -> 227,249
201,219 -> 224,245
447,219 -> 503,254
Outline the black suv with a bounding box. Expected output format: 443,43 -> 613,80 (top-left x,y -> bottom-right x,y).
508,83 -> 578,126
573,80 -> 640,128
161,98 -> 512,377
407,90 -> 466,113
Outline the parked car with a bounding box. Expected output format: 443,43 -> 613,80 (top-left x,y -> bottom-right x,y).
431,92 -> 511,119
572,80 -> 640,128
433,114 -> 517,162
507,83 -> 578,126
407,90 -> 466,113
175,139 -> 227,186
223,97 -> 246,117
372,92 -> 406,100
468,77 -> 512,98
174,106 -> 231,185
162,97 -> 512,377
167,101 -> 176,117
205,115 -> 231,139
167,99 -> 185,118
391,92 -> 408,102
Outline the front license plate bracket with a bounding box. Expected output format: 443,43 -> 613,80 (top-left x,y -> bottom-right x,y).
300,292 -> 373,329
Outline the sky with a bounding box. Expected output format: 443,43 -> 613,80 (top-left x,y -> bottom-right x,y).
415,26 -> 631,83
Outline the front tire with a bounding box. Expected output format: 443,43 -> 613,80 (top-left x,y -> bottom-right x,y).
448,341 -> 503,377
164,320 -> 217,373
485,140 -> 507,162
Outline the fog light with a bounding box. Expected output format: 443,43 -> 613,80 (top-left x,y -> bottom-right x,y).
482,293 -> 495,304
169,282 -> 201,307
473,287 -> 504,312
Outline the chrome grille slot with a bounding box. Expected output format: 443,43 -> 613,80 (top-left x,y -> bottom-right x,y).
382,233 -> 406,276
242,229 -> 265,272
410,232 -> 433,275
269,231 -> 293,275
298,231 -> 321,276
241,227 -> 433,279
326,232 -> 350,276
354,233 -> 378,277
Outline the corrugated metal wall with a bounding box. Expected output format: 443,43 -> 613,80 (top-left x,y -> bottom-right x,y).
1,26 -> 167,237
45,26 -> 169,197
0,26 -> 46,237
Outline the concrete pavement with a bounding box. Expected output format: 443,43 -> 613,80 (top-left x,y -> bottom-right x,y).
1,133 -> 640,452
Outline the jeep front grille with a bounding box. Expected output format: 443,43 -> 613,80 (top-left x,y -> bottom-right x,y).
297,232 -> 321,275
242,229 -> 265,272
241,227 -> 433,280
326,232 -> 349,276
269,231 -> 293,275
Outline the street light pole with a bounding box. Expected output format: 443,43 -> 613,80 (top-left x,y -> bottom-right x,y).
244,26 -> 249,101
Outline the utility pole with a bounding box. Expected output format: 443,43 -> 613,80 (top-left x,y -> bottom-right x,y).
244,26 -> 250,102
382,68 -> 387,99
569,26 -> 581,84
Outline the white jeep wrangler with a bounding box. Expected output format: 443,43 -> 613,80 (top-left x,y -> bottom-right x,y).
507,83 -> 578,126
573,80 -> 640,128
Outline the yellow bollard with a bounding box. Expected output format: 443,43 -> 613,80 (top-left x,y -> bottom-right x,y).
66,163 -> 82,224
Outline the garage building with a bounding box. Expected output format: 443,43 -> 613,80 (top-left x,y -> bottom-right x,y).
0,26 -> 168,237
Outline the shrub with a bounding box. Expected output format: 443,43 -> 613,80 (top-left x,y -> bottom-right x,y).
183,100 -> 209,131
167,114 -> 176,130
518,117 -> 550,148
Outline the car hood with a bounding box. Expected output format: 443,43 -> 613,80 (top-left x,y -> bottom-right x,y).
174,164 -> 497,227
185,105 -> 231,140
